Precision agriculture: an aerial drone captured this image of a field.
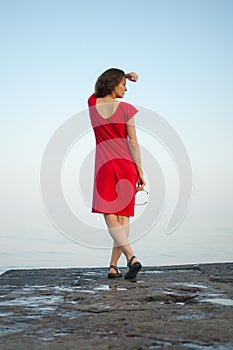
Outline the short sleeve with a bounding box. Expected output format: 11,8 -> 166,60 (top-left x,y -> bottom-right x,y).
122,102 -> 138,122
88,93 -> 97,107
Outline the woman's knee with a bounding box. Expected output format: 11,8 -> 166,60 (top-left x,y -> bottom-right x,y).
118,215 -> 129,226
104,214 -> 118,226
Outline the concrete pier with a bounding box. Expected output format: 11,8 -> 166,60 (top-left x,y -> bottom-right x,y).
0,263 -> 233,349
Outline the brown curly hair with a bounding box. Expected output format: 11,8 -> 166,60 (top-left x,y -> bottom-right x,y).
95,68 -> 125,98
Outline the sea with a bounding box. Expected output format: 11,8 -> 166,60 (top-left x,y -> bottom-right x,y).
1,226 -> 232,276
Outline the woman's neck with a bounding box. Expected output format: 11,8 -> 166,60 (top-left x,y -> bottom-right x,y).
98,94 -> 116,103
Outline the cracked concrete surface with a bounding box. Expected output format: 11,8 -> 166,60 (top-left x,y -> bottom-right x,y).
0,263 -> 233,349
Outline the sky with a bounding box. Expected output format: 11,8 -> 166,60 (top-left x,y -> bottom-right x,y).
1,0 -> 233,271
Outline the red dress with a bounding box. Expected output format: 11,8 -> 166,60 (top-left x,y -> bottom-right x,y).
88,94 -> 138,216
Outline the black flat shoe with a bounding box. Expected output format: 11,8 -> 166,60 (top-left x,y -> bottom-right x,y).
108,265 -> 123,278
124,256 -> 142,279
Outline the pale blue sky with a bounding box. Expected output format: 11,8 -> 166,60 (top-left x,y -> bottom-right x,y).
1,0 -> 233,271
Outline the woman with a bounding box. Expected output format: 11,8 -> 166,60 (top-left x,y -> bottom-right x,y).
88,68 -> 146,279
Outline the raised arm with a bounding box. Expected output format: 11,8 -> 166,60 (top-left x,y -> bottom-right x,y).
125,72 -> 139,82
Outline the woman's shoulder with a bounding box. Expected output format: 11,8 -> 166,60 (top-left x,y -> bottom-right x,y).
120,100 -> 137,109
120,101 -> 138,117
88,93 -> 97,107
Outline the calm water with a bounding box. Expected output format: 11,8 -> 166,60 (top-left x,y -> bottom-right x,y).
1,226 -> 232,276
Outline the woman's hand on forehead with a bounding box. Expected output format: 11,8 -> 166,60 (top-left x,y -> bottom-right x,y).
125,72 -> 139,82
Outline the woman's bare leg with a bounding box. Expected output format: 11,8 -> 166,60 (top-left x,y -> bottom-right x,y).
104,214 -> 138,274
109,215 -> 130,269
109,243 -> 122,267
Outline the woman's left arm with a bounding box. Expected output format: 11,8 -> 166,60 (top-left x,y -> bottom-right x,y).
127,118 -> 146,191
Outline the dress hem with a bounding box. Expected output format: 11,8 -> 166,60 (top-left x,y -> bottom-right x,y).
91,209 -> 134,217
